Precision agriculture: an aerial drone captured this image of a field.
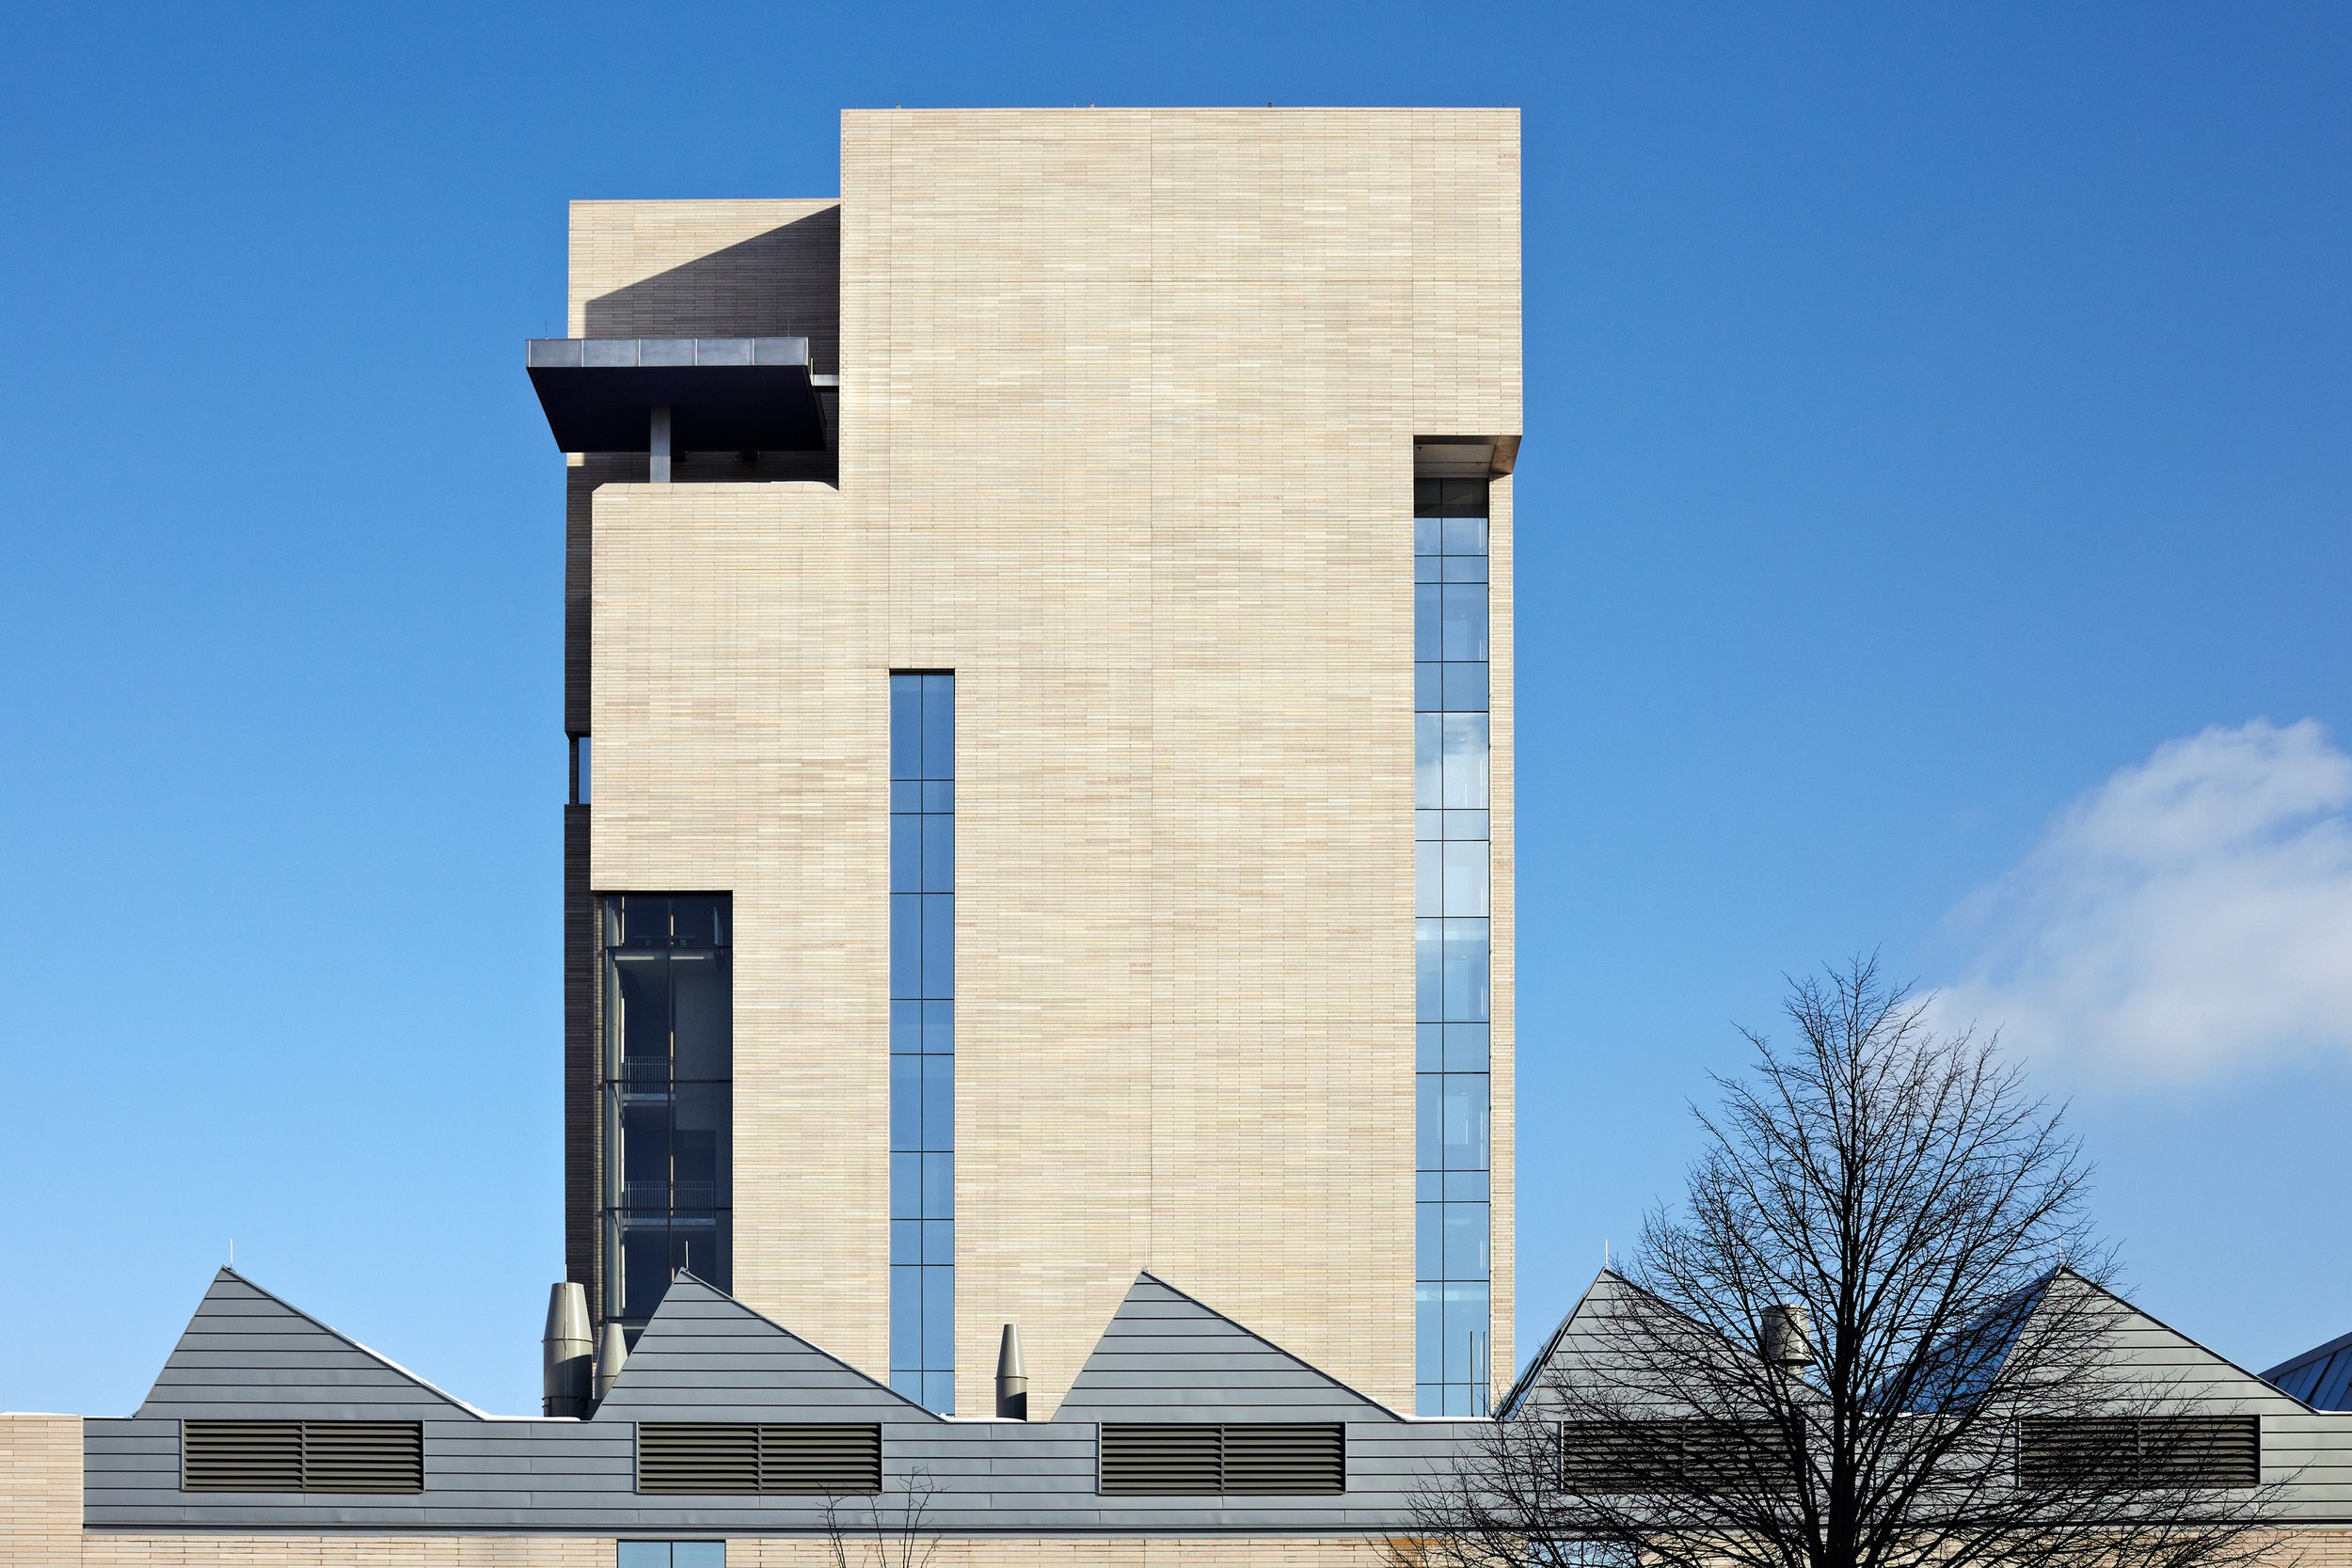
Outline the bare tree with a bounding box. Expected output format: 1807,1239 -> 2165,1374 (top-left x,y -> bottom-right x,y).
819,1465 -> 944,1568
1398,958 -> 2280,1568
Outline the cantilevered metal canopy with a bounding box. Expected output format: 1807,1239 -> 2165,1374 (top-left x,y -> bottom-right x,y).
524,337 -> 827,453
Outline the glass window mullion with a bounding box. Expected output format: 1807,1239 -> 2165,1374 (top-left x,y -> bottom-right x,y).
889,673 -> 955,1414
1414,476 -> 1492,1418
596,895 -> 732,1331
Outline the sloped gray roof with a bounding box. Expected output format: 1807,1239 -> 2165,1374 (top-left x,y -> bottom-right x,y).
1056,1272 -> 1400,1422
1496,1268 -> 1753,1418
1496,1266 -> 1620,1417
590,1273 -> 935,1423
76,1262 -> 2352,1534
135,1268 -> 481,1421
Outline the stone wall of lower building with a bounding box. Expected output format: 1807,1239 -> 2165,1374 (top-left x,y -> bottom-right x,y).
1,1414 -> 80,1568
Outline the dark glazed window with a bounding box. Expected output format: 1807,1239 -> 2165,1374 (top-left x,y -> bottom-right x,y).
600,894 -> 732,1329
889,672 -> 955,1412
1414,475 -> 1492,1418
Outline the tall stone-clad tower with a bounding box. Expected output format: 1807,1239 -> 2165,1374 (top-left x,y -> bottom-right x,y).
545,108 -> 1521,1421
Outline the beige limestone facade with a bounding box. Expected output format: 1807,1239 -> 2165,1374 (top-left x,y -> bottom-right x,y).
567,109 -> 1521,1422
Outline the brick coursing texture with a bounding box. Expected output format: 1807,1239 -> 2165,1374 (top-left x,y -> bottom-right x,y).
574,109 -> 1520,1421
568,199 -> 842,375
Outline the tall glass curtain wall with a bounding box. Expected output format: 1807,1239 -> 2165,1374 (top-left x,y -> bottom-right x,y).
889,673 -> 955,1412
1415,478 -> 1492,1417
600,895 -> 733,1329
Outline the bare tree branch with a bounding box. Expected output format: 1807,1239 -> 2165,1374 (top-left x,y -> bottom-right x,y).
1408,958 -> 2279,1568
818,1464 -> 943,1568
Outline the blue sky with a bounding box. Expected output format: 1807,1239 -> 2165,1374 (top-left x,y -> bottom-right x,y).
3,2 -> 2347,1416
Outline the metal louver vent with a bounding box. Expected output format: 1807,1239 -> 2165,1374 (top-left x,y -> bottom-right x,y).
637,1423 -> 758,1495
2019,1416 -> 2260,1489
1099,1424 -> 1223,1496
300,1422 -> 428,1492
182,1421 -> 422,1494
1560,1420 -> 1794,1495
636,1423 -> 882,1495
1222,1423 -> 1346,1495
760,1423 -> 885,1494
182,1421 -> 302,1493
1098,1423 -> 1344,1497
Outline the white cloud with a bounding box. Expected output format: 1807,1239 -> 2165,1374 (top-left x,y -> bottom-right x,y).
1938,719 -> 2352,1081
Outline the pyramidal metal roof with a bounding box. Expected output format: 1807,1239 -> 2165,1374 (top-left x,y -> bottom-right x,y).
2266,1328 -> 2352,1411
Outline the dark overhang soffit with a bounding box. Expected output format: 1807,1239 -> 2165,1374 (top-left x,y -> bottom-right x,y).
524,337 -> 828,453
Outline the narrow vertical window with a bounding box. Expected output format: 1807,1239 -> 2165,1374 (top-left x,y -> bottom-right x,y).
1415,478 -> 1491,1417
599,895 -> 732,1330
889,673 -> 954,1412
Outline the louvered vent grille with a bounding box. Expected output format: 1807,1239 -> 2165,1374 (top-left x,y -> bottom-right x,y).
1099,1424 -> 1224,1495
182,1421 -> 302,1493
2018,1417 -> 2260,1489
1098,1423 -> 1344,1497
181,1421 -> 422,1494
637,1423 -> 759,1494
761,1423 -> 884,1494
300,1423 -> 427,1492
1222,1424 -> 1347,1495
1560,1420 -> 1794,1495
636,1423 -> 882,1495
